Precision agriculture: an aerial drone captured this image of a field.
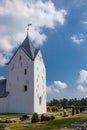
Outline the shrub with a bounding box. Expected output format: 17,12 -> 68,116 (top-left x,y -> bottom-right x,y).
51,106 -> 56,112
47,106 -> 51,112
46,116 -> 51,121
4,119 -> 16,123
0,119 -> 17,123
20,115 -> 29,121
51,106 -> 59,112
31,113 -> 39,123
41,114 -> 46,121
63,110 -> 67,117
5,119 -> 12,123
50,115 -> 55,120
41,114 -> 52,122
56,106 -> 59,111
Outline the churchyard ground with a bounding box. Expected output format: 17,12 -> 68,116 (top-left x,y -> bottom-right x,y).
0,110 -> 87,130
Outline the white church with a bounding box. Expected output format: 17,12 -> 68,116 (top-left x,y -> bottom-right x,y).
0,31 -> 46,114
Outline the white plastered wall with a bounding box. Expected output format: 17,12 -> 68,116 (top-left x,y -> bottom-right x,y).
6,48 -> 34,114
34,50 -> 46,114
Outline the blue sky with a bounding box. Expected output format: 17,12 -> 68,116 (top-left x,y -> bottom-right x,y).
0,0 -> 87,101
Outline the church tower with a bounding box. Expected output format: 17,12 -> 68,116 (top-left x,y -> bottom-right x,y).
6,30 -> 46,114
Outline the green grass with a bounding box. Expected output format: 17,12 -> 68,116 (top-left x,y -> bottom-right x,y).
3,113 -> 87,130
0,114 -> 21,119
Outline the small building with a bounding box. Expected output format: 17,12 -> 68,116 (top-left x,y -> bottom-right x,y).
0,33 -> 46,114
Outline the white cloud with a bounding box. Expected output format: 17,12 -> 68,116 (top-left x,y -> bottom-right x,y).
76,69 -> 87,93
54,81 -> 67,89
77,85 -> 85,92
0,0 -> 67,66
53,88 -> 60,93
77,69 -> 87,83
47,80 -> 67,94
70,34 -> 85,45
47,85 -> 60,94
0,35 -> 13,52
0,54 -> 9,67
0,76 -> 5,80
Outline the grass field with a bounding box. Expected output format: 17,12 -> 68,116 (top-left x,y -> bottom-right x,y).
0,114 -> 21,119
0,113 -> 87,130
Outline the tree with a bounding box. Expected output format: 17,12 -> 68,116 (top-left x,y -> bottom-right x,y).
60,98 -> 68,108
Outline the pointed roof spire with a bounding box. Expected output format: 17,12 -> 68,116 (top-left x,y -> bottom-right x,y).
7,24 -> 40,64
20,24 -> 36,60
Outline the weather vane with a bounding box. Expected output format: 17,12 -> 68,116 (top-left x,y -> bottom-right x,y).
27,23 -> 32,36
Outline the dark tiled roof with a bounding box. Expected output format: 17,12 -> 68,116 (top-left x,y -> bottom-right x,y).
35,49 -> 40,57
21,35 -> 38,60
0,79 -> 9,98
7,35 -> 40,65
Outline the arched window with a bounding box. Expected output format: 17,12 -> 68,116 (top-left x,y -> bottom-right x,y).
39,96 -> 42,105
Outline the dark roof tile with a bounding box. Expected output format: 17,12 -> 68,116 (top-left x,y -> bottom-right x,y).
7,35 -> 40,65
21,35 -> 36,60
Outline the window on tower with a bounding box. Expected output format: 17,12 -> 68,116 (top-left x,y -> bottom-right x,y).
39,96 -> 42,105
24,85 -> 27,91
19,56 -> 22,60
24,69 -> 27,75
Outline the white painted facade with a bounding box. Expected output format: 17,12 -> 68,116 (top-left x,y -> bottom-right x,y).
34,51 -> 46,114
0,36 -> 46,114
6,48 -> 34,114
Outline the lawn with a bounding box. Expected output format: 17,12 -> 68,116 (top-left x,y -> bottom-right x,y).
0,114 -> 21,119
2,113 -> 87,130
